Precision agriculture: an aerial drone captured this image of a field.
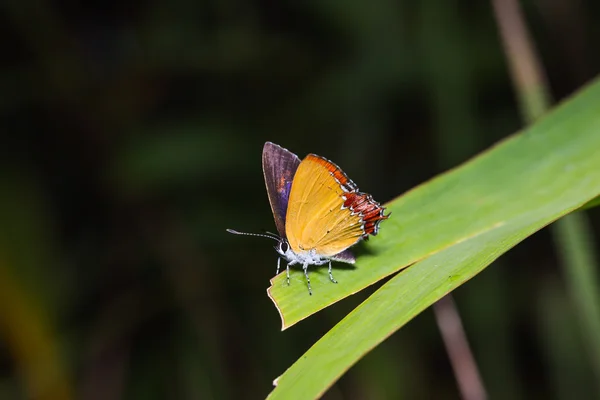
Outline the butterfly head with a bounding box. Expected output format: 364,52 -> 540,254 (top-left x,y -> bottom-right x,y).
274,238 -> 303,262
275,239 -> 288,257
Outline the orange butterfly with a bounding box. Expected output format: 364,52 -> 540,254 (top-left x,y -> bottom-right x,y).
228,142 -> 388,294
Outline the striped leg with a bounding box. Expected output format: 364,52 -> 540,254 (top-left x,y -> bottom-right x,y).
303,263 -> 312,295
277,258 -> 291,286
328,261 -> 338,284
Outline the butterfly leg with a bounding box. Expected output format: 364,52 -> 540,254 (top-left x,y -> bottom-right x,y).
303,263 -> 312,295
277,258 -> 291,287
328,261 -> 338,284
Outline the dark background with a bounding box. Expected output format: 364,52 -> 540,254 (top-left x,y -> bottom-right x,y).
1,0 -> 600,399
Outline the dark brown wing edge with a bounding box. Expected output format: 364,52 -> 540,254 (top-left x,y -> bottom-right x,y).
262,142 -> 301,238
332,249 -> 355,264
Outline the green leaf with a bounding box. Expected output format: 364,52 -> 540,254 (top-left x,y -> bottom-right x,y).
267,76 -> 600,397
268,77 -> 600,330
269,216 -> 545,399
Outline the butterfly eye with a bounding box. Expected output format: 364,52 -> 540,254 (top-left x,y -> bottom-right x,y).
280,241 -> 289,253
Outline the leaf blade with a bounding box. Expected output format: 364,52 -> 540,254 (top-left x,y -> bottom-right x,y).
268,206 -> 592,399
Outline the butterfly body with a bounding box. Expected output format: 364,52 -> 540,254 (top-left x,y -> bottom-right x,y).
228,142 -> 388,294
275,243 -> 330,269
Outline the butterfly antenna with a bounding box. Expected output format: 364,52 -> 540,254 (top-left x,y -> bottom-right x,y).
262,230 -> 280,238
226,229 -> 280,241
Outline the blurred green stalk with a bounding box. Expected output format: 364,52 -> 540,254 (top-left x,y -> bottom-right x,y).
553,213 -> 600,384
492,0 -> 600,394
537,279 -> 594,400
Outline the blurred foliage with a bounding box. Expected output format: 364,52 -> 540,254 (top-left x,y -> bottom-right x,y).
1,0 -> 600,399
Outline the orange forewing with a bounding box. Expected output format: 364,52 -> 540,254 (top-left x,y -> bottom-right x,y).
285,155 -> 364,257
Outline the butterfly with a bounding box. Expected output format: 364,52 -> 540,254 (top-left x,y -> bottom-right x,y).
227,142 -> 389,295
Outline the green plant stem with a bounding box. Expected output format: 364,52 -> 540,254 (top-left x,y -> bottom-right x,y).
491,0 -> 600,392
553,214 -> 600,387
537,279 -> 594,400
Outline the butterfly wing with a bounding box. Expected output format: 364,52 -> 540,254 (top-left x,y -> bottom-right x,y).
285,155 -> 367,257
331,249 -> 355,264
262,142 -> 301,238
